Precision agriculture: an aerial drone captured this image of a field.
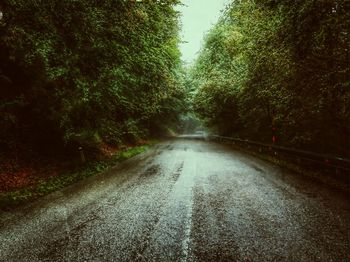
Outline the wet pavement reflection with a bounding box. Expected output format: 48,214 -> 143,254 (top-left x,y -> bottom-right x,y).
1,138 -> 349,261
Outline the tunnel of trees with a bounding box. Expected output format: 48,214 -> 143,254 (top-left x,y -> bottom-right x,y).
0,0 -> 349,162
191,0 -> 350,158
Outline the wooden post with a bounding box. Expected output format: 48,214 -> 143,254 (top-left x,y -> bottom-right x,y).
78,147 -> 86,164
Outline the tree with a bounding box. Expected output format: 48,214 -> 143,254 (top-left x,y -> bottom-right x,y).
192,0 -> 350,157
0,0 -> 185,157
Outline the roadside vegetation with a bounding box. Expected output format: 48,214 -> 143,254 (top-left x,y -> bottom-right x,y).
0,0 -> 187,203
191,0 -> 350,158
0,142 -> 152,209
0,0 -> 185,155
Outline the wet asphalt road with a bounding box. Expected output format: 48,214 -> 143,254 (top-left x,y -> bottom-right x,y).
0,138 -> 349,261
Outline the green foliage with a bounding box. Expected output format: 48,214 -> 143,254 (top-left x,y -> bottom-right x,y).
117,145 -> 148,161
192,0 -> 350,157
0,0 -> 184,155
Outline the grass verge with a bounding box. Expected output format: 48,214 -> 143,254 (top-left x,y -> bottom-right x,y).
0,144 -> 152,210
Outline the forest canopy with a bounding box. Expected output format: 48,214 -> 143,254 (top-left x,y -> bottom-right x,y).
191,0 -> 350,157
0,0 -> 186,156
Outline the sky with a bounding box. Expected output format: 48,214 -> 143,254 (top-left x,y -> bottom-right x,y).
176,0 -> 230,65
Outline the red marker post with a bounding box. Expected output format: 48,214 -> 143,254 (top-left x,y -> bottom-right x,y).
272,127 -> 277,144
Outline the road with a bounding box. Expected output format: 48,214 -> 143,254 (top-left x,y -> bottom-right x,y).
0,138 -> 349,261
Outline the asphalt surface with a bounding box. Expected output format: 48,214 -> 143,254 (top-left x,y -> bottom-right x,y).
0,138 -> 349,261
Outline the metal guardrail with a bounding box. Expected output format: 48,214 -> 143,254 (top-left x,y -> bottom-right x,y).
207,135 -> 350,174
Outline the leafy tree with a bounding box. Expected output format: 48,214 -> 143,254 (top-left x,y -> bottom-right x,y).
192,0 -> 350,157
0,0 -> 185,157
